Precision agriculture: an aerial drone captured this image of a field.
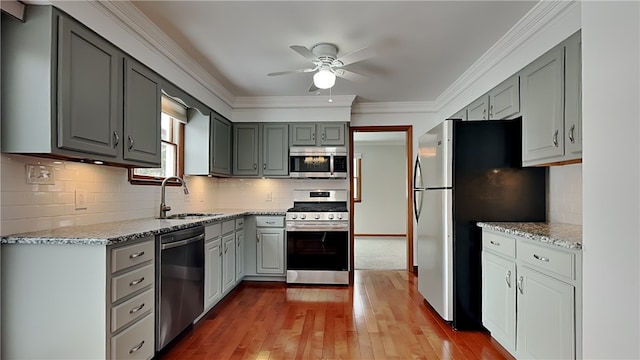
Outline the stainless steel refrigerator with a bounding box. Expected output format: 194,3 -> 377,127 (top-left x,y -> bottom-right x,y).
413,119 -> 546,330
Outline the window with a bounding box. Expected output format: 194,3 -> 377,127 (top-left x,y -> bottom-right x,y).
353,154 -> 362,202
129,96 -> 186,185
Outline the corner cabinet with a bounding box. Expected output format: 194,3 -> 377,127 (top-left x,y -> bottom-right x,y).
481,230 -> 581,359
521,31 -> 582,166
233,123 -> 289,177
1,5 -> 161,167
290,123 -> 346,146
184,111 -> 232,176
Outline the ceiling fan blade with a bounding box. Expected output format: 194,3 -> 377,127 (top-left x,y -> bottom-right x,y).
308,81 -> 319,92
336,69 -> 369,83
334,46 -> 375,67
267,68 -> 316,76
290,45 -> 320,63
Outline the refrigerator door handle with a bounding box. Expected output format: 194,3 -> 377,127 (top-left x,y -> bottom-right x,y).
413,189 -> 424,222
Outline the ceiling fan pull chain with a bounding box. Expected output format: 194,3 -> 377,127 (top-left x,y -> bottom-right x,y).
328,87 -> 333,103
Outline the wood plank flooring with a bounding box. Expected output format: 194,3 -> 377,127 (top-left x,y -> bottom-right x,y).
158,270 -> 513,360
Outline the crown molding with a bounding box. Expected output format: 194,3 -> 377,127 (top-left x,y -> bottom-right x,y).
434,0 -> 580,110
87,1 -> 236,108
351,101 -> 438,115
234,95 -> 356,109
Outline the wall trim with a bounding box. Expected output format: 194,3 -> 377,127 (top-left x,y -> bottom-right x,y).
234,95 -> 356,109
354,234 -> 407,238
351,101 -> 438,115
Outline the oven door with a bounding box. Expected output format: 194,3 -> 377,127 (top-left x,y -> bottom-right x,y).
286,225 -> 349,272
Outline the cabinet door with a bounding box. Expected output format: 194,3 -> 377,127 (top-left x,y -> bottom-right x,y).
222,233 -> 236,294
450,109 -> 467,121
211,115 -> 231,175
318,123 -> 345,146
467,96 -> 489,120
57,15 -> 121,157
521,46 -> 565,164
290,123 -> 317,146
516,266 -> 575,359
123,58 -> 161,165
256,228 -> 284,274
262,124 -> 289,176
482,252 -> 516,353
489,76 -> 520,120
233,124 -> 259,176
564,32 -> 582,159
235,230 -> 244,282
204,238 -> 222,309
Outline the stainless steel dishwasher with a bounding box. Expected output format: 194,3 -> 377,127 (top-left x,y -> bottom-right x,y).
156,226 -> 205,351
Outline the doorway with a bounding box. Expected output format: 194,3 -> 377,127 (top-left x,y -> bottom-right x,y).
349,126 -> 413,275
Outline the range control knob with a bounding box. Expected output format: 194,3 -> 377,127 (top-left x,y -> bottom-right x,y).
291,214 -> 297,220
328,214 -> 334,220
314,214 -> 320,220
300,214 -> 306,220
337,214 -> 343,220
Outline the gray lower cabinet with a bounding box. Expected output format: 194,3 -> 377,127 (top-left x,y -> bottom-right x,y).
204,223 -> 223,310
256,216 -> 286,275
233,123 -> 289,177
1,5 -> 161,167
290,123 -> 346,146
222,220 -> 237,294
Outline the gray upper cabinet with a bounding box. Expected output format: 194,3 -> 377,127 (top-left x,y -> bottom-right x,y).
262,124 -> 289,176
211,115 -> 232,175
489,76 -> 520,120
467,95 -> 490,120
57,14 -> 121,158
233,124 -> 260,176
1,6 -> 161,167
290,123 -> 346,146
564,32 -> 582,160
520,46 -> 566,165
123,57 -> 161,165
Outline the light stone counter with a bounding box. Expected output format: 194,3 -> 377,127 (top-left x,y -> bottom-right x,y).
1,209 -> 286,246
477,222 -> 582,250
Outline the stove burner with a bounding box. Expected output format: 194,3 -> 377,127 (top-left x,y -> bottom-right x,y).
287,201 -> 348,213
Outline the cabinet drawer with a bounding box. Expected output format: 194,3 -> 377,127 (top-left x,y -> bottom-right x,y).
205,223 -> 221,240
255,216 -> 284,227
235,218 -> 244,230
111,239 -> 154,273
222,220 -> 235,234
518,241 -> 574,280
111,312 -> 154,360
482,231 -> 515,258
112,264 -> 154,303
111,288 -> 154,332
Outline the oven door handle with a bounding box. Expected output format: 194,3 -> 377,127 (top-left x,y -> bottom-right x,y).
286,223 -> 349,232
161,233 -> 205,250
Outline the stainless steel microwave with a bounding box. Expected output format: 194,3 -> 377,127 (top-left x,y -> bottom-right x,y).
289,147 -> 348,178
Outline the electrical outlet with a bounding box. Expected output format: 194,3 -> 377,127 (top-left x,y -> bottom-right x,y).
75,190 -> 87,210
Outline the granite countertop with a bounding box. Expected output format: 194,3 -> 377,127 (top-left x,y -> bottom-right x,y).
1,209 -> 286,246
477,222 -> 582,250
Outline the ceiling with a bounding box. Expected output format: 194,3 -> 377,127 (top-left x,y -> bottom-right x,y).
131,1 -> 538,103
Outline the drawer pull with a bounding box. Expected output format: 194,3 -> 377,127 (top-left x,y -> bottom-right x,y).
129,303 -> 145,314
533,254 -> 550,262
266,221 -> 276,225
129,251 -> 145,259
489,240 -> 500,246
505,270 -> 512,288
129,277 -> 145,287
129,340 -> 145,354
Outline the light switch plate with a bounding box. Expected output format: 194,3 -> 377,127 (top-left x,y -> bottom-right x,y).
75,190 -> 87,210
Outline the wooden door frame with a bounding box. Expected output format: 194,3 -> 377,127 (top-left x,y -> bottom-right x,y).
349,125 -> 414,282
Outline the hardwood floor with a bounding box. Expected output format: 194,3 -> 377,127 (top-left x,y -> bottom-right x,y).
158,271 -> 513,360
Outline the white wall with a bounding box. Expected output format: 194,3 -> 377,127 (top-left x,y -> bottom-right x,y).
0,154 -> 218,235
582,2 -> 640,358
353,143 -> 406,235
548,164 -> 582,225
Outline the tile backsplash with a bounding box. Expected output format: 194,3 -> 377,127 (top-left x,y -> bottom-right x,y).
548,163 -> 582,225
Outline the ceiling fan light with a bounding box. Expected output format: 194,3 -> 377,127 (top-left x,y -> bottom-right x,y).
313,69 -> 336,89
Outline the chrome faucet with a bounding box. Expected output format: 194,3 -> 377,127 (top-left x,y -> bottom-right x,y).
159,176 -> 189,219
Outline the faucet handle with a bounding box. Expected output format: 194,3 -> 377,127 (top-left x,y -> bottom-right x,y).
162,205 -> 172,212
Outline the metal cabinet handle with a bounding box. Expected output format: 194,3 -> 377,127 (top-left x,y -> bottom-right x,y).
129,251 -> 144,259
129,341 -> 145,354
224,244 -> 228,254
219,247 -> 222,257
489,240 -> 500,246
482,108 -> 487,120
266,221 -> 275,225
505,270 -> 512,288
517,276 -> 524,294
552,130 -> 559,147
113,131 -> 120,148
533,254 -> 550,262
489,104 -> 494,119
257,234 -> 260,243
254,164 -> 257,170
312,133 -> 316,140
569,124 -> 576,143
129,303 -> 145,314
129,277 -> 145,286
321,133 -> 325,140
128,136 -> 134,150
263,163 -> 266,170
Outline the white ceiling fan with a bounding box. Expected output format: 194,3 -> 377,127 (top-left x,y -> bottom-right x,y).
267,43 -> 375,91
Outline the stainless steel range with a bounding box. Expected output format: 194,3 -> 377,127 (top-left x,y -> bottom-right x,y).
286,189 -> 349,285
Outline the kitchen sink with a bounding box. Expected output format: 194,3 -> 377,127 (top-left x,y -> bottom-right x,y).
162,213 -> 223,220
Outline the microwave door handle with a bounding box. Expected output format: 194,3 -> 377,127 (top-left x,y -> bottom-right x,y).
330,154 -> 334,176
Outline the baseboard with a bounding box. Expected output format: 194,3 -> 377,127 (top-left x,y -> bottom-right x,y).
354,233 -> 406,237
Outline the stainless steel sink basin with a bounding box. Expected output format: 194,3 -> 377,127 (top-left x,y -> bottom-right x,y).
162,213 -> 223,220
